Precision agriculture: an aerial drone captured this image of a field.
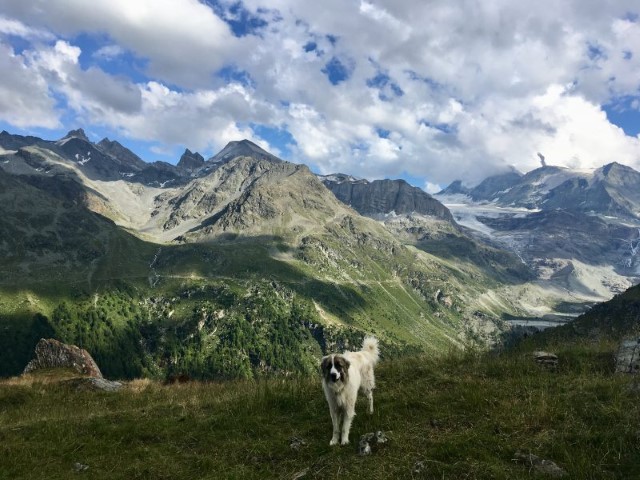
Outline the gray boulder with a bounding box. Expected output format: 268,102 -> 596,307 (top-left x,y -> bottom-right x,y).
23,338 -> 103,378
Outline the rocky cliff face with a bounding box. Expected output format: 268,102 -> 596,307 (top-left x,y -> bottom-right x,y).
321,176 -> 454,222
177,148 -> 205,172
97,138 -> 147,171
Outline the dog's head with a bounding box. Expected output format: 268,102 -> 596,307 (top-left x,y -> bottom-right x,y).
320,354 -> 350,384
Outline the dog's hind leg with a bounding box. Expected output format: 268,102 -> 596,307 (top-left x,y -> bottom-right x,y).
341,407 -> 355,445
365,389 -> 374,414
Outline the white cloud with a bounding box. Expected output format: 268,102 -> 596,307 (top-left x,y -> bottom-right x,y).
25,40 -> 142,119
2,1 -> 640,187
92,44 -> 124,60
0,43 -> 59,128
1,0 -> 237,87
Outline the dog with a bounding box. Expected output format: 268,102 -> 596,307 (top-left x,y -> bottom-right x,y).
320,336 -> 379,446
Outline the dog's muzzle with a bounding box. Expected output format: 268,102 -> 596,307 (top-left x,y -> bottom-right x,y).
330,372 -> 340,382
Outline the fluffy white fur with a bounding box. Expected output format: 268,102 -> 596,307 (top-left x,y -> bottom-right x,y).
320,336 -> 379,446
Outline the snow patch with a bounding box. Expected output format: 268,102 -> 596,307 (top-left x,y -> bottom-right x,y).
75,151 -> 91,166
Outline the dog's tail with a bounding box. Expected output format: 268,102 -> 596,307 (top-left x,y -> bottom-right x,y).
362,336 -> 379,363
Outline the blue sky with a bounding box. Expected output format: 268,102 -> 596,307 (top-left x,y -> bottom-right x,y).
1,0 -> 640,190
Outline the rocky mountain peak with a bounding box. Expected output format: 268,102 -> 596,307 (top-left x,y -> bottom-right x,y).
438,179 -> 469,196
61,128 -> 90,143
177,148 -> 205,171
208,139 -> 281,164
97,137 -> 146,170
597,161 -> 636,180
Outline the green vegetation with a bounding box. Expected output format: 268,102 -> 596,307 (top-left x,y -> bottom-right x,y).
1,223 -> 521,379
1,341 -> 638,479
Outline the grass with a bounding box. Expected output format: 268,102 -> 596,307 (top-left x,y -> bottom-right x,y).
1,342 -> 639,479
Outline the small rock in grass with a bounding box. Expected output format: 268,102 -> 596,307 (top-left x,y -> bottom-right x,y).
358,430 -> 388,456
514,451 -> 566,478
73,462 -> 89,473
413,460 -> 426,474
289,436 -> 307,451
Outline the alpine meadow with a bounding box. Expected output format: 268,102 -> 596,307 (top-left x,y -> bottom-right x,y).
2,1 -> 640,478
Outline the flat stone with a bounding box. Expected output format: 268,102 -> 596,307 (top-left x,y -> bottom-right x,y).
64,377 -> 123,392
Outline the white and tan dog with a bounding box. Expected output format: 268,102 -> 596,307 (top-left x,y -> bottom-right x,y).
320,337 -> 379,445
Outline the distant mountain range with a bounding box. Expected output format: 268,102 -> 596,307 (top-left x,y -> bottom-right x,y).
0,128 -> 533,379
436,164 -> 640,323
1,128 -> 639,379
440,163 -> 640,219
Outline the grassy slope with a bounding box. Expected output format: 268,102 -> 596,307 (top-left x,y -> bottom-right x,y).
1,209 -> 525,378
1,342 -> 638,480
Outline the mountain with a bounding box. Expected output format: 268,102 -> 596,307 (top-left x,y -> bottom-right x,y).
437,163 -> 640,323
208,139 -> 281,164
451,163 -> 640,218
320,173 -> 532,285
0,129 -> 535,380
0,130 -> 52,151
530,281 -> 640,344
466,169 -> 523,202
177,148 -> 205,172
97,137 -> 147,171
320,175 -> 454,222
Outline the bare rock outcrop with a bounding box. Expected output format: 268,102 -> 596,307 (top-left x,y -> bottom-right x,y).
615,338 -> 640,374
23,338 -> 103,378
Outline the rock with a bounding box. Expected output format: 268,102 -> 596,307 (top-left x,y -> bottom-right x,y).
64,377 -> 123,392
513,451 -> 566,477
358,430 -> 388,456
289,436 -> 307,451
615,338 -> 640,374
23,338 -> 103,378
358,439 -> 372,456
533,351 -> 558,368
73,462 -> 89,472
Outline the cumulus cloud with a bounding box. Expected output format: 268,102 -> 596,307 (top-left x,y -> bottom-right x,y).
2,0 -> 640,187
0,43 -> 59,128
112,81 -> 280,153
23,40 -> 142,120
1,0 -> 237,87
0,15 -> 53,41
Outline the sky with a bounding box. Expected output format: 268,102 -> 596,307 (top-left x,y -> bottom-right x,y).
1,1 -> 640,191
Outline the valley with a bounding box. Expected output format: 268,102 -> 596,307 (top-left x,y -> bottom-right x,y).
1,129 -> 639,380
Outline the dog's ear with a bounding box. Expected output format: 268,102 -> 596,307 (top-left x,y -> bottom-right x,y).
320,356 -> 331,375
335,355 -> 350,371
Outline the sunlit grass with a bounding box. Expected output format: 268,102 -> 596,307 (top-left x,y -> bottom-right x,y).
1,342 -> 638,479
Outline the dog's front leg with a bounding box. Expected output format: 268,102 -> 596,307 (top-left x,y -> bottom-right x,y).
341,407 -> 355,445
329,406 -> 341,446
